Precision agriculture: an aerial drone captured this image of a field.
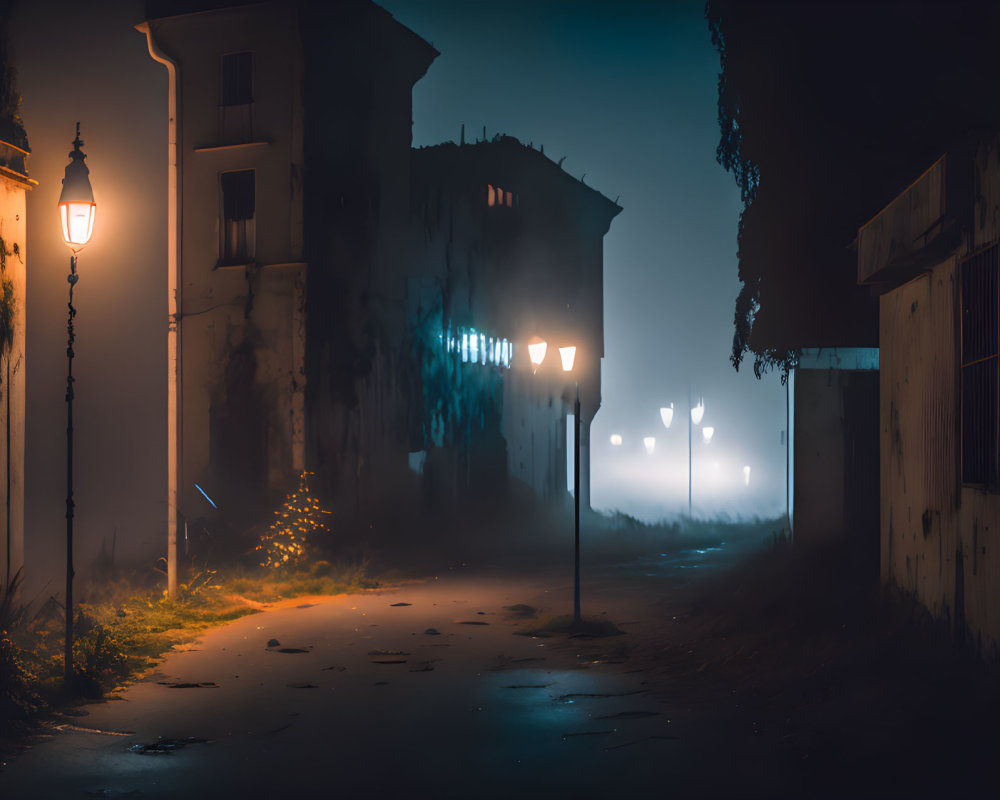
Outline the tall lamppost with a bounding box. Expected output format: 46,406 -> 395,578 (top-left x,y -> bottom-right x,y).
689,392 -> 704,518
527,339 -> 583,624
558,345 -> 580,625
58,123 -> 96,686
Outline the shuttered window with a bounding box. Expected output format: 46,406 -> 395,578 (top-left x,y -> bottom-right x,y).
960,243 -> 999,486
220,169 -> 255,266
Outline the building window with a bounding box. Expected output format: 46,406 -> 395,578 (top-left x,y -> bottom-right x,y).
960,243 -> 999,486
220,169 -> 255,266
220,51 -> 254,143
487,184 -> 515,208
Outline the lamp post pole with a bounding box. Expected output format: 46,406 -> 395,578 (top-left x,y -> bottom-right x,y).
64,254 -> 77,686
58,123 -> 96,688
573,382 -> 581,624
688,386 -> 692,518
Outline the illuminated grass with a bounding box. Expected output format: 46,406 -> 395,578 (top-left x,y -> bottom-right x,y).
2,560 -> 380,723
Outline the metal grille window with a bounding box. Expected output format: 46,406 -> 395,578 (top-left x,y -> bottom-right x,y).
220,169 -> 255,266
220,52 -> 253,143
960,243 -> 999,486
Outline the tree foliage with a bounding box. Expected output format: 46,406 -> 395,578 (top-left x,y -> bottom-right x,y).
707,1 -> 1000,378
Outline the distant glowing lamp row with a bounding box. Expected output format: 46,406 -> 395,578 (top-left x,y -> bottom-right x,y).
528,338 -> 576,373
657,399 -> 705,429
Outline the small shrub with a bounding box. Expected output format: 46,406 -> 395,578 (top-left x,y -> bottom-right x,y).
256,472 -> 332,569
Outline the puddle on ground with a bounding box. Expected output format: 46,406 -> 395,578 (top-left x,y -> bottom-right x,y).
129,737 -> 209,756
596,711 -> 661,720
390,602 -> 412,607
158,682 -> 218,689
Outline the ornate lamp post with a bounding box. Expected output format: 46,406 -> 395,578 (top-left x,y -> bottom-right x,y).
58,123 -> 96,686
557,345 -> 581,624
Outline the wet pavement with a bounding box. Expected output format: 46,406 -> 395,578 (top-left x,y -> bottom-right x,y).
0,543 -> 787,799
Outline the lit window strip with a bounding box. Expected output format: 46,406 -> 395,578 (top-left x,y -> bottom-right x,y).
439,324 -> 512,368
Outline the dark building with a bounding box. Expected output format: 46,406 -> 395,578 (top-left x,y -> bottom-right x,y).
138,0 -> 620,584
408,136 -> 620,509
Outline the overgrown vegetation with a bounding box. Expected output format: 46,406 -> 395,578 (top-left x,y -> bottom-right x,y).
0,558 -> 379,739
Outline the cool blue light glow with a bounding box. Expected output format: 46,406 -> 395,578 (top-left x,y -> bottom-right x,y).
444,324 -> 512,369
194,482 -> 218,509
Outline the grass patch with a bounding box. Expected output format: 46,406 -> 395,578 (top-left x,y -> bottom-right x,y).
0,559 -> 380,740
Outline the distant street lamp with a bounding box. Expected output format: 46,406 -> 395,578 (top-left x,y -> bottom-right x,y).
643,436 -> 656,455
744,465 -> 751,487
702,426 -> 715,443
58,123 -> 96,687
609,433 -> 623,446
688,391 -> 704,518
659,404 -> 674,429
558,345 -> 582,625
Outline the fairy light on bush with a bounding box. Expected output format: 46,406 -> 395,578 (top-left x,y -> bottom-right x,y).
256,471 -> 332,569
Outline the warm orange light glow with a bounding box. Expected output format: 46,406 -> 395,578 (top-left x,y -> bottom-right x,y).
488,184 -> 495,207
528,340 -> 547,371
559,346 -> 576,372
60,201 -> 96,249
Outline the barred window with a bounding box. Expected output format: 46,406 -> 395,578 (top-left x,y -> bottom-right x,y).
960,243 -> 999,486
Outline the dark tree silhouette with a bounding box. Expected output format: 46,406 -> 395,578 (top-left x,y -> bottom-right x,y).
707,1 -> 1000,377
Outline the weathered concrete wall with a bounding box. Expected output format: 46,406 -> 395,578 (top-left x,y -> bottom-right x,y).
793,367 -> 878,557
0,169 -> 27,587
880,260 -> 1000,654
148,2 -> 306,532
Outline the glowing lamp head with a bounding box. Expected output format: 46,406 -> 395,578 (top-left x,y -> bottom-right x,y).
702,426 -> 715,443
609,433 -> 623,446
743,465 -> 751,487
660,404 -> 674,429
559,346 -> 577,372
58,123 -> 96,250
691,399 -> 705,426
642,436 -> 656,455
527,340 -> 547,372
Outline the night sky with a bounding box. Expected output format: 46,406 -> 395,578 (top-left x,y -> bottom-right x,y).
11,0 -> 784,592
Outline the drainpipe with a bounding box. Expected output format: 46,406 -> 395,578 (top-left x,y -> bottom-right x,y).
136,21 -> 181,599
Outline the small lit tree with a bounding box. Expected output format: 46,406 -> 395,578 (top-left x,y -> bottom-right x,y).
256,471 -> 332,569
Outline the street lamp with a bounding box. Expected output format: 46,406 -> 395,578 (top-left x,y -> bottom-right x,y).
58,123 -> 96,687
702,426 -> 715,443
528,339 -> 547,373
558,345 -> 582,625
659,404 -> 674,429
643,436 -> 656,455
688,392 -> 704,518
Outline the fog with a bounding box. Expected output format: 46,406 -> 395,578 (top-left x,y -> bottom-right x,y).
382,0 -> 788,521
9,0 -> 784,595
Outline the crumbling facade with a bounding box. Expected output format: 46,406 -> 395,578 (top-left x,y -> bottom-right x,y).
139,0 -> 619,562
0,20 -> 32,589
859,136 -> 1000,654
